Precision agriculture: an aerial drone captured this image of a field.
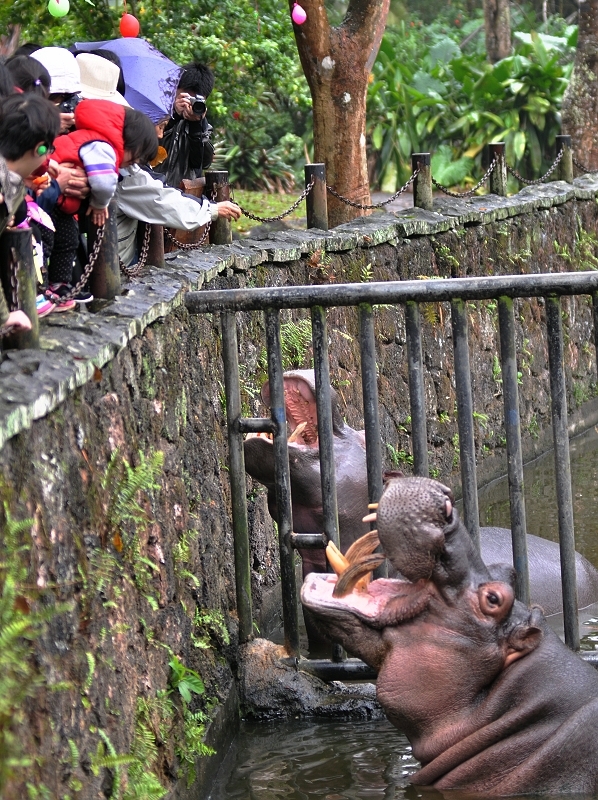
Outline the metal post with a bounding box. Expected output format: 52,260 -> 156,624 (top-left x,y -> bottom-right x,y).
205,170 -> 232,245
221,310 -> 253,643
412,153 -> 433,211
147,224 -> 165,268
405,301 -> 429,476
265,308 -> 300,656
89,199 -> 120,300
359,304 -> 387,579
305,163 -> 328,231
0,228 -> 39,349
546,297 -> 579,650
498,297 -> 530,605
555,135 -> 573,184
489,142 -> 507,197
451,298 -> 480,548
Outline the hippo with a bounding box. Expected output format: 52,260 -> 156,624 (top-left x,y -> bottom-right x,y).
301,477 -> 598,795
244,370 -> 598,615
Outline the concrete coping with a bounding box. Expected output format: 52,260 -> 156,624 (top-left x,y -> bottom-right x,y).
0,176 -> 597,451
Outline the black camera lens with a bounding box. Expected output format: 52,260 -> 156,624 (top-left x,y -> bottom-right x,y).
191,95 -> 206,116
58,94 -> 81,114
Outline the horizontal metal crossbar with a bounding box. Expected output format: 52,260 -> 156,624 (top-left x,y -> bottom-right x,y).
186,271 -> 598,314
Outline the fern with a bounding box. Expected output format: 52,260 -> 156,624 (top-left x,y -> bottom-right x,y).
258,317 -> 313,373
102,449 -> 164,537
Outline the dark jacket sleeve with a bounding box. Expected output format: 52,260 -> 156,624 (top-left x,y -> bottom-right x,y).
34,179 -> 61,214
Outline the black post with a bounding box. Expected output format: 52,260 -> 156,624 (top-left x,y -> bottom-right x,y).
205,170 -> 232,245
405,301 -> 429,476
451,298 -> 480,549
89,199 -> 120,300
546,297 -> 579,651
0,228 -> 39,349
555,135 -> 573,184
498,296 -> 530,605
221,310 -> 253,643
489,142 -> 507,197
305,163 -> 328,231
412,153 -> 433,211
147,224 -> 165,268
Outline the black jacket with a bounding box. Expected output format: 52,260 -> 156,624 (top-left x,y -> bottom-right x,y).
154,114 -> 215,188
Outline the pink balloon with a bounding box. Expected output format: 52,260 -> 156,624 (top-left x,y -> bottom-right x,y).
292,3 -> 307,24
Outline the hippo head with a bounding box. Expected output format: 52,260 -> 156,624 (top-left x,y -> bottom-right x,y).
301,476 -> 543,749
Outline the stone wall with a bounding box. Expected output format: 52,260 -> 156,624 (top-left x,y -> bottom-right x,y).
1,176 -> 598,799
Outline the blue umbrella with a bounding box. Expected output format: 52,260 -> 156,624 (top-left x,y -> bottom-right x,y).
74,38 -> 182,123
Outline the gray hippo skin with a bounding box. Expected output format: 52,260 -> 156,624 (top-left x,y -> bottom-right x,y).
301,477 -> 598,795
244,370 -> 598,614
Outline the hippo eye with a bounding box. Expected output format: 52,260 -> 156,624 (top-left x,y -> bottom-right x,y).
487,591 -> 500,606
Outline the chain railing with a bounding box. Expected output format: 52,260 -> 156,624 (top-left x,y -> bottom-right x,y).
231,176 -> 315,223
120,222 -> 151,278
507,147 -> 564,185
431,155 -> 499,198
573,155 -> 598,174
326,168 -> 420,210
45,224 -> 106,305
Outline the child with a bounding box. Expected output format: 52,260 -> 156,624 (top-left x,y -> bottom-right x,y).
0,93 -> 60,331
47,98 -> 157,300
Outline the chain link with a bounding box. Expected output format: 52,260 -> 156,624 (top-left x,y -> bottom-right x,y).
120,222 -> 151,278
45,223 -> 106,305
164,185 -> 220,251
506,147 -> 563,185
432,155 -> 499,197
326,169 -> 420,210
0,246 -> 20,336
572,155 -> 598,174
231,176 -> 315,222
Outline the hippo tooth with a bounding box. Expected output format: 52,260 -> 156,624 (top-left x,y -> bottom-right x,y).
288,420 -> 308,444
345,530 -> 381,562
333,555 -> 386,597
362,512 -> 377,523
326,541 -> 349,575
368,503 -> 379,510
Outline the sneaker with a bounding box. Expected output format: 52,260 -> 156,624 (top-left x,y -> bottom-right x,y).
51,298 -> 77,313
36,294 -> 54,318
48,283 -> 94,304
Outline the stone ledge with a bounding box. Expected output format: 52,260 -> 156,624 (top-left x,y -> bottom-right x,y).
0,178 -> 597,451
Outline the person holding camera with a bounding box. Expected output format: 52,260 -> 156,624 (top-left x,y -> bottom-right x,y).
154,62 -> 215,188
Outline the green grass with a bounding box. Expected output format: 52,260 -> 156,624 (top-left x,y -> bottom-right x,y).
229,190 -> 305,236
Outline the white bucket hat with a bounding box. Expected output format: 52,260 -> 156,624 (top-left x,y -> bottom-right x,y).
31,47 -> 80,95
76,53 -> 130,106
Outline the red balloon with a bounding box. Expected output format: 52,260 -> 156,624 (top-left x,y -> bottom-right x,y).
119,13 -> 140,37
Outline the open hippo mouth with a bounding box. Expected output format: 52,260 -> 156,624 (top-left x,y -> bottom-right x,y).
246,371 -> 320,448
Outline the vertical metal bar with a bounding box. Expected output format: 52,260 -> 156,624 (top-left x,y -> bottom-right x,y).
359,304 -> 387,579
310,306 -> 340,548
147,224 -> 165,268
221,311 -> 253,643
305,163 -> 328,231
405,301 -> 429,477
205,170 -> 232,245
412,153 -> 433,211
451,298 -> 480,549
264,308 -> 300,656
546,297 -> 579,650
498,297 -> 530,605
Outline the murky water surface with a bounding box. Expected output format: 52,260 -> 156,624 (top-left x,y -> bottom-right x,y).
209,428 -> 598,799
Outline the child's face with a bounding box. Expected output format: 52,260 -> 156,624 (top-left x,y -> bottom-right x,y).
9,142 -> 53,180
121,148 -> 135,168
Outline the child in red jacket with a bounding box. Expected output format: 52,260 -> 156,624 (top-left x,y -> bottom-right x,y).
47,98 -> 157,300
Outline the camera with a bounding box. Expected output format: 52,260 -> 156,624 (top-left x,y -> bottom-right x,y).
191,94 -> 207,116
58,94 -> 81,114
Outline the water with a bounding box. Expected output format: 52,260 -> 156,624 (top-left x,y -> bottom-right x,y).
209,427 -> 598,799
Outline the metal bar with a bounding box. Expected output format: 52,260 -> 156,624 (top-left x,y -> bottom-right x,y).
280,657 -> 377,681
185,272 -> 598,314
291,533 -> 328,549
311,305 -> 345,663
265,308 -> 300,656
238,418 -> 277,435
221,311 -> 253,643
546,297 -> 579,650
451,298 -> 480,548
498,297 -> 530,605
405,301 -> 429,476
359,304 -> 386,579
305,163 -> 328,231
412,153 -> 433,211
311,306 -> 340,548
147,224 -> 165,268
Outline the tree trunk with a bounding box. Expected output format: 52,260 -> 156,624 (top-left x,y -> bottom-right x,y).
290,0 -> 390,227
483,0 -> 511,62
561,0 -> 598,169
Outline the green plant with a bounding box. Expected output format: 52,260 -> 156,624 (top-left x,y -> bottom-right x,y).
89,730 -> 133,800
169,656 -> 205,704
258,317 -> 313,375
386,443 -> 414,468
492,356 -> 502,384
472,411 -> 489,429
527,414 -> 540,439
173,530 -> 201,589
360,262 -> 374,283
438,411 -> 450,424
191,609 -> 231,650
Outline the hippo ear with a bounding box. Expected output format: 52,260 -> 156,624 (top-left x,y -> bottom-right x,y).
486,563 -> 517,588
504,609 -> 543,667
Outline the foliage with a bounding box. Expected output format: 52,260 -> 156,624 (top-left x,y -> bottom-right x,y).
168,656 -> 205,704
230,190 -> 304,237
367,9 -> 577,190
258,317 -> 313,375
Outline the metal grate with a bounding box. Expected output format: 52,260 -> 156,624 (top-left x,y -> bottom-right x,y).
186,270 -> 598,668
